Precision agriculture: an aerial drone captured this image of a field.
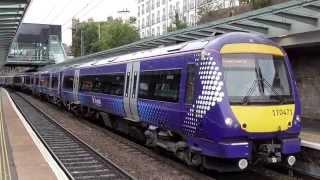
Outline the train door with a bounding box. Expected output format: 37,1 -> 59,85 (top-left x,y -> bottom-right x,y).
49,73 -> 52,90
58,72 -> 62,98
73,69 -> 80,103
123,62 -> 140,122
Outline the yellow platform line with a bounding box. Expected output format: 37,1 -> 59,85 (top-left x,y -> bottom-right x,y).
0,92 -> 11,180
0,94 -> 4,180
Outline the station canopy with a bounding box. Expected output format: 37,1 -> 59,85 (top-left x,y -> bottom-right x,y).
50,0 -> 320,69
0,0 -> 30,65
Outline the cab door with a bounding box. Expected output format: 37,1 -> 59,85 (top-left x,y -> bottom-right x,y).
123,62 -> 140,122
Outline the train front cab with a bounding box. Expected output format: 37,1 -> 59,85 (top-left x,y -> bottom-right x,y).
195,40 -> 301,171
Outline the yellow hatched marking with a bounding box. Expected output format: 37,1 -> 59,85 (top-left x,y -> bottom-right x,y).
0,92 -> 11,180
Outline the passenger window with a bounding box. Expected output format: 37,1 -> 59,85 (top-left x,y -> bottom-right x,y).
41,75 -> 50,87
79,74 -> 125,96
186,64 -> 196,104
93,77 -> 103,93
80,76 -> 94,91
35,77 -> 39,85
100,74 -> 125,96
63,76 -> 74,90
51,76 -> 58,88
138,69 -> 181,102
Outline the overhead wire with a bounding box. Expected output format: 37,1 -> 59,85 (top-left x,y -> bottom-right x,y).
61,0 -> 102,28
61,0 -> 104,34
60,0 -> 103,45
40,0 -> 59,23
76,0 -> 105,22
48,0 -> 75,24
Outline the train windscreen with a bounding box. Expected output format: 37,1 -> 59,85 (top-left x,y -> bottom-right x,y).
222,54 -> 293,105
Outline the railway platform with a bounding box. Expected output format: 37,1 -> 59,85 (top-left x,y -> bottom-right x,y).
0,88 -> 67,180
301,119 -> 320,150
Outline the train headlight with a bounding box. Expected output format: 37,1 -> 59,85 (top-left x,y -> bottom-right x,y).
225,117 -> 233,127
238,159 -> 248,170
287,155 -> 296,166
294,115 -> 301,125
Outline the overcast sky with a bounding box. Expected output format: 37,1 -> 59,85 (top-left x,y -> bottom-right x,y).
23,0 -> 137,45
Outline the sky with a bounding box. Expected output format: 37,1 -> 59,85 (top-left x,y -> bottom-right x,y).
23,0 -> 137,45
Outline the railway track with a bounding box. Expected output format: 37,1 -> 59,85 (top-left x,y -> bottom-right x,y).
10,92 -> 134,180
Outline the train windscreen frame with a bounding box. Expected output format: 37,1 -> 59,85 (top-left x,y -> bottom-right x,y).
222,53 -> 293,105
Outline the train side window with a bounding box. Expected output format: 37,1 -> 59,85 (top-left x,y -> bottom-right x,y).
42,75 -> 50,87
100,74 -> 125,96
138,69 -> 181,102
52,76 -> 58,88
79,74 -> 125,96
80,76 -> 92,91
63,76 -> 74,90
186,64 -> 196,104
92,76 -> 102,93
35,77 -> 39,85
26,76 -> 30,84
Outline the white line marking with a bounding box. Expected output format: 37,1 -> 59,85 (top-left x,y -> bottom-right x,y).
2,89 -> 69,180
301,140 -> 320,150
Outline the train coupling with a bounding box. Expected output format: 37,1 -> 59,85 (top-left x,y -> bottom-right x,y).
256,141 -> 282,164
266,155 -> 282,164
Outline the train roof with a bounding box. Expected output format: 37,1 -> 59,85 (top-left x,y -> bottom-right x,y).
39,37 -> 213,72
39,32 -> 273,73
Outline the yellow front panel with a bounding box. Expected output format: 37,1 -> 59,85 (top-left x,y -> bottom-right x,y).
220,43 -> 284,56
231,104 -> 295,133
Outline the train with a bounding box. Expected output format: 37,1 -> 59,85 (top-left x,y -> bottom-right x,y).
1,32 -> 301,172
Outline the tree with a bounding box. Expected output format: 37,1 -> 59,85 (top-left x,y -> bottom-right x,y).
95,20 -> 140,51
72,19 -> 140,57
129,16 -> 137,24
168,11 -> 188,32
250,0 -> 271,9
239,0 -> 250,4
197,0 -> 269,25
71,19 -> 81,57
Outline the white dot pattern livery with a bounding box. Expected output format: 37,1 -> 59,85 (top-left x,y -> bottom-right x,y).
183,52 -> 225,136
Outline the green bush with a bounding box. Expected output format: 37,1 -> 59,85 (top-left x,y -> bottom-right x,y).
251,0 -> 271,9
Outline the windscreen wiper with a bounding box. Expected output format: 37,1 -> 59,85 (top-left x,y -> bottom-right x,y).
241,80 -> 258,105
256,65 -> 285,104
261,78 -> 289,104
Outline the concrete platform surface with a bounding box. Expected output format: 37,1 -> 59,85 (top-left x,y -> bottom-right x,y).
0,89 -> 67,180
301,119 -> 320,150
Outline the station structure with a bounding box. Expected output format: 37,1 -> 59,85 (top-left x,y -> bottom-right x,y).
0,0 -> 320,179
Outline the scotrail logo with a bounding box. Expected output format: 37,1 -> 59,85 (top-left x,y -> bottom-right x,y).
92,96 -> 102,107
